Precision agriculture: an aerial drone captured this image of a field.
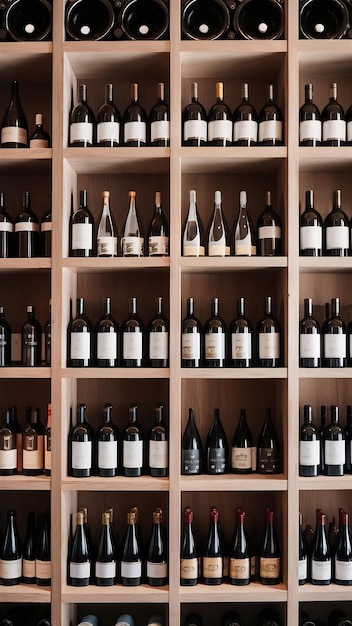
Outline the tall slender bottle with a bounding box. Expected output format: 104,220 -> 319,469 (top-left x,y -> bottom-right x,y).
300,189 -> 323,256
96,83 -> 120,147
203,507 -> 223,585
147,509 -> 167,586
69,84 -> 95,147
181,408 -> 203,475
207,82 -> 232,146
22,512 -> 36,584
311,510 -> 331,585
95,510 -> 116,586
207,190 -> 230,257
121,191 -> 144,257
229,508 -> 250,586
0,409 -> 17,475
148,297 -> 169,367
44,403 -> 51,476
256,296 -> 281,367
21,304 -> 42,367
322,82 -> 346,146
22,408 -> 44,476
181,297 -> 202,368
96,190 -> 118,257
203,297 -> 226,367
0,306 -> 11,367
0,192 -> 13,259
121,297 -> 145,367
182,82 -> 207,146
324,190 -> 350,256
1,80 -> 28,147
233,82 -> 258,146
299,83 -> 322,146
95,297 -> 119,367
234,190 -> 256,256
299,512 -> 308,585
0,510 -> 22,585
183,189 -> 205,257
299,298 -> 321,367
257,408 -> 280,474
147,191 -> 169,257
180,507 -> 198,586
68,297 -> 93,367
258,84 -> 283,146
14,191 -> 40,258
120,510 -> 142,586
69,510 -> 91,586
40,193 -> 52,258
69,403 -> 94,478
122,83 -> 147,147
334,510 -> 352,585
259,509 -> 281,585
322,297 -> 346,367
228,297 -> 252,368
257,191 -> 282,256
149,82 -> 170,147
324,405 -> 345,476
148,403 -> 168,477
205,408 -> 228,475
69,189 -> 95,257
96,403 -> 119,477
122,403 -> 144,477
299,405 -> 320,477
231,408 -> 253,474
35,512 -> 51,586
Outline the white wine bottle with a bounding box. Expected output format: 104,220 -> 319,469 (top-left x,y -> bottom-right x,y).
234,190 -> 256,256
207,190 -> 230,257
121,191 -> 144,257
96,190 -> 117,257
183,189 -> 205,257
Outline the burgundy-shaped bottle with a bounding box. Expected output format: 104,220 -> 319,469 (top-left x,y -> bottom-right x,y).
259,508 -> 281,585
203,507 -> 222,585
334,510 -> 352,585
229,507 -> 250,586
311,510 -> 331,585
180,507 -> 198,586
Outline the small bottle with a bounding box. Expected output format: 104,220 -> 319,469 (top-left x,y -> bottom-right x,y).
258,83 -> 283,146
203,297 -> 226,367
35,512 -> 51,586
14,191 -> 40,258
229,508 -> 250,586
180,507 -> 198,586
183,189 -> 205,257
121,297 -> 145,367
181,408 -> 203,475
148,296 -> 169,367
120,510 -> 142,586
147,509 -> 167,586
181,297 -> 202,368
68,297 -> 93,367
203,507 -> 223,585
21,305 -> 42,367
96,190 -> 118,257
324,189 -> 350,256
95,297 -> 119,367
0,510 -> 22,585
299,298 -> 321,367
122,83 -> 147,147
324,405 -> 345,476
322,82 -> 346,146
207,190 -> 230,257
0,409 -> 17,475
149,82 -> 170,147
95,510 -> 116,586
96,403 -> 119,477
147,191 -> 169,257
231,408 -> 253,474
0,306 -> 11,367
259,508 -> 281,585
69,403 -> 94,478
234,190 -> 256,256
122,403 -> 144,477
311,510 -> 331,585
182,82 -> 207,146
256,296 -> 281,367
41,194 -> 52,258
257,190 -> 282,256
233,82 -> 258,146
69,189 -> 95,257
299,405 -> 320,477
0,192 -> 13,259
322,297 -> 346,368
148,403 -> 168,477
207,81 -> 232,146
300,189 -> 323,256
29,114 -> 50,148
69,83 -> 96,147
96,83 -> 120,147
1,80 -> 28,147
299,512 -> 308,585
257,408 -> 280,474
228,297 -> 253,368
299,83 -> 322,146
205,408 -> 228,475
121,191 -> 144,257
69,510 -> 91,586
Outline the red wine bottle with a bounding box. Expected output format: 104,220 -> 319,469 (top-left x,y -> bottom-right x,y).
69,403 -> 94,478
69,510 -> 91,586
299,512 -> 308,585
95,510 -> 116,586
22,408 -> 44,476
205,408 -> 228,475
14,191 -> 40,258
229,508 -> 250,586
203,507 -> 223,585
322,82 -> 346,146
68,297 -> 93,367
96,83 -> 120,147
233,82 -> 258,146
299,405 -> 320,477
300,189 -> 323,256
259,508 -> 281,585
231,408 -> 253,474
181,297 -> 202,368
1,80 -> 28,147
229,297 -> 253,368
324,405 -> 345,476
147,191 -> 169,257
0,409 -> 17,475
334,510 -> 352,585
181,408 -> 203,475
311,510 -> 331,585
35,512 -> 51,586
122,83 -> 147,147
122,403 -> 144,477
204,297 -> 226,367
207,82 -> 232,147
257,190 -> 282,256
21,304 -> 42,367
299,298 -> 321,367
256,296 -> 281,367
147,509 -> 167,586
121,297 -> 145,367
299,83 -> 322,146
121,510 -> 142,586
0,192 -> 13,258
180,507 -> 198,586
95,297 -> 119,367
258,84 -> 283,146
324,189 -> 350,256
0,510 -> 22,585
96,403 -> 119,477
149,82 -> 170,147
322,298 -> 346,368
257,408 -> 280,474
148,403 -> 168,477
182,82 -> 207,146
148,296 -> 169,368
69,189 -> 95,257
22,512 -> 36,584
29,113 -> 50,148
69,83 -> 96,147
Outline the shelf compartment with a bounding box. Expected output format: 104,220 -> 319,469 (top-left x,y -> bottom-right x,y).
62,584 -> 168,603
299,258 -> 352,273
0,583 -> 51,603
181,474 -> 287,492
0,43 -> 52,78
62,476 -> 169,491
299,476 -> 352,491
299,148 -> 352,173
64,149 -> 170,174
0,475 -> 50,491
180,148 -> 287,174
181,257 -> 288,273
62,258 -> 170,273
180,368 -> 287,380
299,584 -> 352,602
64,42 -> 170,76
179,581 -> 287,602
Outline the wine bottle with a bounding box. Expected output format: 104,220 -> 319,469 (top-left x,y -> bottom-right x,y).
69,189 -> 95,257
68,297 -> 93,367
36,512 -> 51,586
334,510 -> 352,585
96,403 -> 119,477
121,510 -> 142,586
44,403 -> 51,476
299,298 -> 321,367
147,616 -> 164,626
96,190 -> 118,257
299,405 -> 320,477
95,510 -> 116,586
256,296 -> 281,367
69,510 -> 91,586
207,190 -> 230,257
223,612 -> 241,626
257,408 -> 280,474
22,512 -> 36,584
29,113 -> 50,148
344,405 -> 352,473
76,617 -> 99,626
233,82 -> 258,146
180,507 -> 198,586
40,193 -> 52,258
181,297 -> 202,368
228,297 -> 252,367
65,0 -> 115,40
229,508 -> 250,586
121,297 -> 145,367
329,612 -> 352,626
96,83 -> 120,147
21,304 -> 42,367
0,192 -> 13,258
22,408 -> 44,475
299,512 -> 308,585
203,297 -> 226,367
182,82 -> 207,146
148,296 -> 169,367
231,408 -> 253,474
122,83 -> 147,146
121,190 -> 144,257
324,405 -> 345,476
319,405 -> 327,475
69,403 -> 94,478
258,83 -> 283,146
205,408 -> 228,475
299,83 -> 322,146
69,83 -> 96,147
148,403 -> 168,477
234,190 -> 256,256
1,80 -> 28,147
259,508 -> 281,585
43,299 -> 51,366
149,82 -> 170,146
95,297 -> 119,367
300,189 -> 323,256
322,297 -> 346,367
181,408 -> 203,475
0,409 -> 17,475
147,509 -> 167,586
14,191 -> 40,258
257,191 -> 282,256
328,514 -> 339,557
181,0 -> 230,40
183,189 -> 205,257
0,510 -> 22,585
324,189 -> 350,256
0,306 -> 11,367
122,403 -> 144,477
311,510 -> 331,585
183,616 -> 203,626
147,191 -> 169,257
322,83 -> 346,146
207,82 -> 232,146
115,617 -> 134,626
203,507 -> 222,585
9,406 -> 22,474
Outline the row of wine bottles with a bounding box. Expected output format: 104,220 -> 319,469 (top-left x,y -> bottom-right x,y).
0,607 -> 50,626
299,83 -> 352,146
300,190 -> 352,257
76,610 -> 283,626
183,189 -> 281,258
181,407 -> 279,476
77,617 -> 163,626
299,404 -> 352,477
299,507 -> 352,586
0,81 -> 50,148
0,405 -> 51,476
68,402 -> 167,478
0,304 -> 51,367
299,297 -> 352,368
0,191 -> 51,259
0,509 -> 50,587
301,613 -> 352,626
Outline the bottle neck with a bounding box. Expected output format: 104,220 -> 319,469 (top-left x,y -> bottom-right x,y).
304,299 -> 313,317
104,298 -> 111,316
211,299 -> 219,317
187,299 -> 194,317
129,298 -> 137,316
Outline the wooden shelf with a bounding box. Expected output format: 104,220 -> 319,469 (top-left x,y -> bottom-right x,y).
180,147 -> 287,173
64,148 -> 170,174
180,368 -> 287,379
0,475 -> 50,490
181,474 -> 287,492
298,368 -> 352,379
298,583 -> 352,602
0,583 -> 51,603
181,257 -> 287,272
62,257 -> 170,272
61,368 -> 169,379
62,584 -> 169,604
299,476 -> 352,491
0,367 -> 51,379
299,258 -> 352,272
0,258 -> 51,272
179,582 -> 288,603
62,476 -> 169,491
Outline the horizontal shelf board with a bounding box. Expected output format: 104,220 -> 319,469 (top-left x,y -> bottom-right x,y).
0,258 -> 51,272
0,149 -> 52,174
179,581 -> 287,602
64,148 -> 169,174
61,368 -> 169,379
180,147 -> 286,173
62,584 -> 168,603
0,43 -> 52,80
299,258 -> 352,273
299,147 -> 352,172
180,367 -> 287,380
0,367 -> 51,379
298,583 -> 352,601
298,368 -> 352,379
62,258 -> 170,273
0,475 -> 50,491
0,583 -> 51,603
62,476 -> 169,491
181,257 -> 287,272
181,474 -> 287,492
299,476 -> 352,491
298,40 -> 352,73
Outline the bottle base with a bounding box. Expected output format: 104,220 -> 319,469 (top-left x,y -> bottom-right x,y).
121,577 -> 141,586
96,578 -> 115,586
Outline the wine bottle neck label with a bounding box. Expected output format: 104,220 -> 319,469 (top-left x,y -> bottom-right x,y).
14,222 -> 39,232
324,334 -> 346,359
182,333 -> 200,360
182,450 -> 201,474
72,223 -> 93,251
147,561 -> 167,578
231,333 -> 252,360
70,122 -> 93,144
208,448 -> 226,474
335,559 -> 352,581
97,332 -> 117,360
23,437 -> 43,470
36,559 -> 51,580
205,333 -> 225,360
300,120 -> 322,143
0,447 -> 17,470
259,333 -> 280,359
149,235 -> 168,256
183,119 -> 207,142
123,440 -> 143,469
260,556 -> 280,578
0,222 -> 13,233
231,447 -> 251,471
98,440 -> 118,469
300,334 -> 320,359
311,558 -> 331,581
322,119 -> 346,142
230,557 -> 250,580
95,560 -> 116,579
180,557 -> 198,580
258,226 -> 281,240
71,440 -> 92,470
123,332 -> 142,360
23,558 -> 36,578
41,222 -> 52,232
325,440 -> 345,465
203,556 -> 222,578
70,332 -> 91,360
0,558 -> 22,579
234,120 -> 257,143
257,448 -> 279,473
120,560 -> 141,578
149,332 -> 168,360
299,440 -> 320,466
325,226 -> 349,251
348,120 -> 352,143
1,127 -> 27,144
300,225 -> 322,251
149,440 -> 168,469
298,557 -> 307,581
97,236 -> 117,257
121,236 -> 144,257
259,120 -> 283,142
70,561 -> 90,579
123,121 -> 146,144
150,120 -> 169,143
97,121 -> 119,144
208,119 -> 232,143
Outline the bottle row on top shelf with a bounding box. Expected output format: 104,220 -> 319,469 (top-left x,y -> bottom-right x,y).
0,191 -> 51,259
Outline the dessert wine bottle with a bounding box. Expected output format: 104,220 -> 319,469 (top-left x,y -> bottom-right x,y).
203,297 -> 226,367
96,403 -> 119,477
69,403 -> 94,478
207,81 -> 232,146
0,510 -> 22,585
0,306 -> 11,367
21,304 -> 42,366
68,297 -> 93,367
207,190 -> 230,257
233,82 -> 258,146
122,83 -> 147,147
322,297 -> 346,367
182,82 -> 207,146
120,510 -> 142,586
148,296 -> 169,367
147,509 -> 167,586
149,82 -> 170,147
69,189 -> 95,257
147,191 -> 169,257
95,297 -> 119,367
181,408 -> 203,475
299,189 -> 323,256
324,189 -> 350,256
205,408 -> 228,475
324,405 -> 345,476
322,82 -> 346,146
258,83 -> 283,146
259,508 -> 281,585
311,510 -> 331,585
203,507 -> 223,585
0,192 -> 13,258
180,507 -> 198,586
96,190 -> 118,257
229,507 -> 250,586
257,190 -> 282,256
299,83 -> 322,146
299,298 -> 321,367
95,510 -> 116,586
231,408 -> 253,474
96,83 -> 120,147
1,80 -> 28,147
299,405 -> 320,477
257,408 -> 280,474
69,510 -> 91,586
121,297 -> 145,367
233,190 -> 256,256
122,403 -> 144,477
148,403 -> 168,477
69,83 -> 96,147
121,191 -> 144,257
14,191 -> 40,258
183,189 -> 205,257
256,296 -> 281,367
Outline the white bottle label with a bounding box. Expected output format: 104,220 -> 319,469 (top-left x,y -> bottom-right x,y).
71,440 -> 92,469
123,332 -> 142,360
72,223 -> 93,251
70,122 -> 93,144
121,236 -> 143,256
22,558 -> 36,578
259,333 -> 280,359
299,557 -> 307,581
180,557 -> 198,579
41,221 -> 52,232
0,222 -> 13,233
311,558 -> 331,581
97,121 -> 120,144
208,242 -> 230,257
230,557 -> 250,580
149,332 -> 168,360
323,119 -> 346,142
98,440 -> 118,469
325,439 -> 345,465
147,561 -> 167,578
259,120 -> 283,142
260,556 -> 280,578
208,119 -> 232,142
1,127 -> 27,144
97,236 -> 117,257
182,334 -> 200,360
97,332 -> 117,360
30,138 -> 49,148
183,242 -> 205,256
231,333 -> 252,360
324,334 -> 346,359
149,440 -> 168,469
300,225 -> 322,251
149,235 -> 168,256
70,332 -> 91,360
203,556 -> 222,578
70,561 -> 90,579
325,226 -> 349,250
335,559 -> 352,581
300,120 -> 322,142
36,559 -> 51,579
300,334 -> 320,359
231,447 -> 251,470
120,560 -> 141,578
150,120 -> 170,142
95,560 -> 116,578
14,222 -> 39,232
205,332 -> 225,360
0,558 -> 22,579
233,120 -> 257,142
0,448 -> 17,470
123,440 -> 143,468
23,438 -> 43,470
234,234 -> 256,256
258,225 -> 281,240
184,119 -> 207,142
347,120 -> 352,143
124,121 -> 146,143
299,440 -> 320,466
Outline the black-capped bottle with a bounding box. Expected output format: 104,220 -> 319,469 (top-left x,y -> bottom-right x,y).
0,306 -> 11,367
41,194 -> 52,258
181,408 -> 203,475
182,82 -> 207,146
300,189 -> 323,256
21,304 -> 42,367
322,297 -> 346,367
344,405 -> 352,473
257,190 -> 282,256
324,189 -> 350,256
121,190 -> 144,257
69,84 -> 96,147
22,407 -> 44,476
121,510 -> 141,586
96,83 -> 120,147
22,512 -> 36,584
299,83 -> 322,146
0,409 -> 17,475
205,408 -> 228,475
256,296 -> 281,367
208,82 -> 232,146
95,297 -> 119,367
299,512 -> 308,585
122,83 -> 147,147
0,510 -> 22,585
148,296 -> 169,367
299,298 -> 321,367
0,193 -> 13,258
148,403 -> 168,477
259,508 -> 281,585
95,510 -> 116,586
96,403 -> 119,477
324,405 -> 345,476
121,297 -> 145,367
311,510 -> 331,585
334,510 -> 352,585
147,509 -> 167,586
229,297 -> 253,368
180,508 -> 198,586
147,191 -> 169,257
69,189 -> 95,257
96,190 -> 118,258
319,405 -> 327,475
322,82 -> 346,146
1,80 -> 28,147
29,113 -> 50,148
233,82 -> 258,146
203,507 -> 222,585
234,190 -> 256,256
69,403 -> 94,478
181,297 -> 202,368
229,508 -> 250,586
258,83 -> 283,146
69,510 -> 91,586
207,190 -> 230,257
149,82 -> 170,147
36,512 -> 51,586
68,297 -> 93,367
203,297 -> 226,367
14,191 -> 40,258
231,408 -> 253,474
257,408 -> 280,474
183,189 -> 205,257
299,405 -> 320,477
122,403 -> 144,477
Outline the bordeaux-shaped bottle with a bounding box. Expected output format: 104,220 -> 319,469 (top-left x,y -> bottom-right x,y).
9,406 -> 22,474
148,403 -> 168,477
122,403 -> 144,477
299,298 -> 321,367
256,296 -> 281,367
300,189 -> 323,256
148,296 -> 169,367
0,192 -> 13,258
121,191 -> 144,257
205,408 -> 228,475
228,297 -> 252,368
322,82 -> 346,146
22,408 -> 44,476
121,297 -> 145,367
69,510 -> 91,586
96,83 -> 120,147
69,403 -> 94,478
229,507 -> 250,586
183,189 -> 205,257
324,405 -> 345,476
1,80 -> 28,147
299,512 -> 308,585
0,510 -> 22,585
41,193 -> 52,258
68,297 -> 93,367
231,408 -> 253,474
208,82 -> 232,146
207,190 -> 230,257
95,297 -> 119,367
69,189 -> 95,257
311,510 -> 331,585
0,306 -> 11,367
21,304 -> 42,367
96,190 -> 118,258
258,83 -> 283,146
181,408 -> 203,475
233,82 -> 257,146
259,508 -> 281,585
181,297 -> 202,368
96,403 -> 119,477
149,82 -> 170,147
69,83 -> 96,147
95,510 -> 116,586
14,191 -> 40,258
29,113 -> 50,148
182,82 -> 207,146
180,507 -> 198,586
257,191 -> 282,256
324,189 -> 350,256
147,509 -> 167,586
0,409 -> 17,475
22,512 -> 36,584
121,510 -> 141,586
203,507 -> 222,585
319,405 -> 327,475
334,510 -> 352,585
234,190 -> 256,256
257,408 -> 280,474
322,297 -> 346,368
147,191 -> 169,257
344,405 -> 352,473
122,83 -> 147,147
299,83 -> 322,146
203,297 -> 226,367
36,512 -> 51,586
299,405 -> 320,477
